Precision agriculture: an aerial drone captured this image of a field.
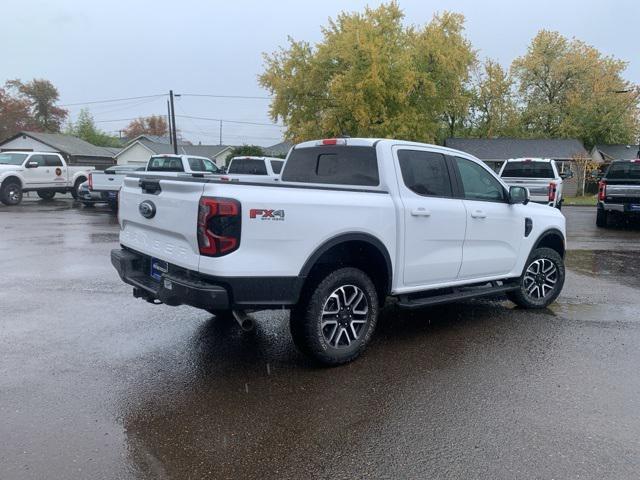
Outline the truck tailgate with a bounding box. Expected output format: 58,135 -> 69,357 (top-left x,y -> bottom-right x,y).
119,176 -> 205,271
501,178 -> 551,196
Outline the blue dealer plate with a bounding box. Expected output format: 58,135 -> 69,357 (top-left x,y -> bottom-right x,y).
629,204 -> 640,212
150,258 -> 168,281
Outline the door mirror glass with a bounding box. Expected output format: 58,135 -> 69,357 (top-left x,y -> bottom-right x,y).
26,161 -> 39,168
509,186 -> 529,205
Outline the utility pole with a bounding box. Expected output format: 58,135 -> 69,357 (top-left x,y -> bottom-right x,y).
219,120 -> 222,146
166,100 -> 173,146
169,90 -> 178,154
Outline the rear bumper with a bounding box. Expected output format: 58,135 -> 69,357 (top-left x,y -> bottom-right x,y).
110,248 -> 304,310
598,201 -> 640,213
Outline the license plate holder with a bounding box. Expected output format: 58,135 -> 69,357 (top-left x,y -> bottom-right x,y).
628,204 -> 640,212
150,258 -> 169,281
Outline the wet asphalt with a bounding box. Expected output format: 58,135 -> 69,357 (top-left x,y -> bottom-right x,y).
1,196 -> 640,479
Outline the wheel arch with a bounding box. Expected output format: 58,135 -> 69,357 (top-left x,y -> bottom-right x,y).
532,228 -> 565,258
1,175 -> 24,189
299,233 -> 393,304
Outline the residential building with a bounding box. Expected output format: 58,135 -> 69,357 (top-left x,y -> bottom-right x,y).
591,144 -> 640,163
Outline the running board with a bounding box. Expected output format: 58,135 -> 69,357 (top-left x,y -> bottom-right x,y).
397,281 -> 519,309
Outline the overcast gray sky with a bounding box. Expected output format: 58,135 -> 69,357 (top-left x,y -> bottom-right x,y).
1,0 -> 638,146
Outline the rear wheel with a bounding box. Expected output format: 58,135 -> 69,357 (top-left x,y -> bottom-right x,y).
290,267 -> 379,366
71,178 -> 84,200
507,247 -> 565,309
37,190 -> 56,200
596,208 -> 607,228
0,180 -> 23,206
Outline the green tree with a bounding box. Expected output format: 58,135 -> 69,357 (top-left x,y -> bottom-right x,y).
67,109 -> 121,147
470,59 -> 520,137
259,2 -> 476,143
226,145 -> 265,166
6,79 -> 68,132
512,30 -> 638,147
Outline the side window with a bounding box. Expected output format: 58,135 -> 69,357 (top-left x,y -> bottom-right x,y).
398,150 -> 452,197
202,159 -> 219,173
28,154 -> 46,167
270,160 -> 284,174
455,157 -> 506,202
44,155 -> 63,167
188,157 -> 204,171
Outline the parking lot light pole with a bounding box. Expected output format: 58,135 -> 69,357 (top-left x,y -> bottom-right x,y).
169,90 -> 178,154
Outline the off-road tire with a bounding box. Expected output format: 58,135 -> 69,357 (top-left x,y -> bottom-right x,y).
507,247 -> 565,309
0,180 -> 23,206
290,267 -> 379,366
37,190 -> 56,200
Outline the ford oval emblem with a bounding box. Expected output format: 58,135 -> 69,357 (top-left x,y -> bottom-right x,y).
139,200 -> 156,219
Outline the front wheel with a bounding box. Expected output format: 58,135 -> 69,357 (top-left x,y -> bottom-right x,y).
0,181 -> 23,206
37,190 -> 56,200
507,247 -> 565,309
290,267 -> 379,366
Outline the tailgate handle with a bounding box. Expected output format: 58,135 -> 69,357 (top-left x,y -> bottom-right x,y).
139,179 -> 161,195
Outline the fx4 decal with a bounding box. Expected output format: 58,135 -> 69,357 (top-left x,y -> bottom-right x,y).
249,209 -> 285,221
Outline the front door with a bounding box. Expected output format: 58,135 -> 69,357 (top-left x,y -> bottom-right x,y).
452,156 -> 524,279
394,147 -> 467,287
22,154 -> 52,187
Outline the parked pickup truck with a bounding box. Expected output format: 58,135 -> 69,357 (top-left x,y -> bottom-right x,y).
597,158 -> 640,227
0,151 -> 94,206
498,158 -> 570,209
89,154 -> 221,211
111,138 -> 566,365
222,156 -> 284,182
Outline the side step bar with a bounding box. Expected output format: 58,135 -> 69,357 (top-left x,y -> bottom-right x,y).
397,281 -> 519,309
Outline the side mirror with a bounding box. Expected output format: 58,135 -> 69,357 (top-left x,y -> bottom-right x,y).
26,161 -> 39,168
560,170 -> 574,180
509,185 -> 529,205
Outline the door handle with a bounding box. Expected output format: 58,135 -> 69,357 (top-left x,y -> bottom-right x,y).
411,207 -> 431,217
471,210 -> 487,219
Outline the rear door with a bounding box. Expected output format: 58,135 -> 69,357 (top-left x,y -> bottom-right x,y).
44,154 -> 66,187
394,147 -> 466,287
453,156 -> 524,279
118,176 -> 205,271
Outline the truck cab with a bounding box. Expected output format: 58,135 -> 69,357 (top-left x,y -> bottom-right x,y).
0,151 -> 94,205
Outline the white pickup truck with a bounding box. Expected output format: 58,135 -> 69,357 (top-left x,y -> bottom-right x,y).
0,151 -> 94,206
111,138 -> 566,365
89,154 -> 222,210
498,158 -> 570,209
223,156 -> 284,182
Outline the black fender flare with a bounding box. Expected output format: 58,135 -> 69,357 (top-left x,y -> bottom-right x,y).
1,175 -> 23,189
532,228 -> 565,257
299,232 -> 393,295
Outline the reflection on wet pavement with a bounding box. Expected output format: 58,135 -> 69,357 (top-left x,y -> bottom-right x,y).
566,250 -> 640,288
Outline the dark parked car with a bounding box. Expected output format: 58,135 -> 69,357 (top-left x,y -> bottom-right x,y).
597,159 -> 640,227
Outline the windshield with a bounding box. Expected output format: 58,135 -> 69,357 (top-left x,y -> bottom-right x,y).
0,153 -> 29,165
501,161 -> 555,179
606,161 -> 640,180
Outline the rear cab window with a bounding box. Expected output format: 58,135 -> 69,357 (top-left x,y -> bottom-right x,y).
147,156 -> 185,172
606,161 -> 640,180
228,159 -> 268,175
282,146 -> 379,186
501,161 -> 555,179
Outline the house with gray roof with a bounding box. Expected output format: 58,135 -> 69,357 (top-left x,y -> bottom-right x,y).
264,141 -> 293,158
0,131 -> 116,169
444,137 -> 589,196
591,144 -> 640,163
115,136 -> 233,167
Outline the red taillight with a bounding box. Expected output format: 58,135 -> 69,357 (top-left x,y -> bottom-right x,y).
88,173 -> 93,190
197,197 -> 241,257
548,182 -> 557,202
598,181 -> 607,201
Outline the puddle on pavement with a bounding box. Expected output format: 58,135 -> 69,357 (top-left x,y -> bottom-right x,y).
566,250 -> 640,288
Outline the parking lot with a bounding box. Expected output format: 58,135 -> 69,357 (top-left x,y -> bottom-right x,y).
1,196 -> 640,479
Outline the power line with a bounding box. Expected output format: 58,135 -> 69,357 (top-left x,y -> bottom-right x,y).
175,114 -> 283,127
181,93 -> 271,100
60,94 -> 166,107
